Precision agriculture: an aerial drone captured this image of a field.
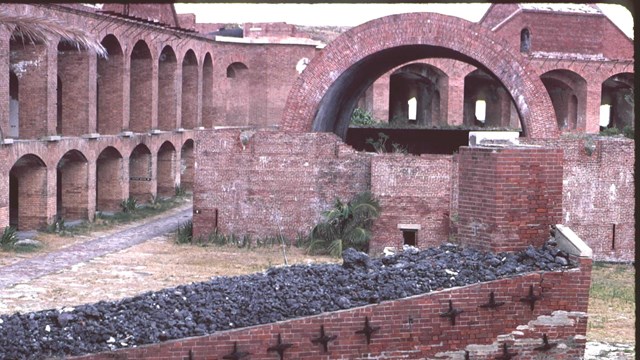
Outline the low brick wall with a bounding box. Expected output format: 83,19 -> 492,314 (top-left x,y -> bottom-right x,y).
74,255 -> 591,360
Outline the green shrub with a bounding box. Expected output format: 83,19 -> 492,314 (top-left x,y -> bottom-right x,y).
308,191 -> 380,257
175,220 -> 193,244
120,197 -> 138,213
1,226 -> 18,249
175,184 -> 186,197
350,108 -> 377,126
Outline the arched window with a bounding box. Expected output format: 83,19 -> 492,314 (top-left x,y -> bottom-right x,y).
520,28 -> 531,53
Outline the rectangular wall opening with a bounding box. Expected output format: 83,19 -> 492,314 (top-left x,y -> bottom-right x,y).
402,230 -> 417,247
612,223 -> 616,250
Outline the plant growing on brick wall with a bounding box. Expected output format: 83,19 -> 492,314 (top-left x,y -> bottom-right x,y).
366,132 -> 408,154
308,191 -> 380,257
120,197 -> 138,213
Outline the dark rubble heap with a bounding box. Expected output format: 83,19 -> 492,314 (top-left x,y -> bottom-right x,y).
0,241 -> 574,359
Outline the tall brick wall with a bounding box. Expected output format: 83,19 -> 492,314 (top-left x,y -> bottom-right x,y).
73,256 -> 592,360
193,129 -> 371,240
370,154 -> 452,253
522,137 -> 635,262
457,146 -> 563,253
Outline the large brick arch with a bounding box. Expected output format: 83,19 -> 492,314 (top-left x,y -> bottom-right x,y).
282,12 -> 558,139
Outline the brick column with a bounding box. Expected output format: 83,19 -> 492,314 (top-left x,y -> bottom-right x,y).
457,146 -> 563,252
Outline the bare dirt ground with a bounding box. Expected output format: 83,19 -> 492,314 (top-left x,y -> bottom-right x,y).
0,233 -> 337,315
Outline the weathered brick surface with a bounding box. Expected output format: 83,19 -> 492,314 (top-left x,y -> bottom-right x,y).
370,154 -> 452,253
193,129 -> 371,240
522,137 -> 635,262
73,257 -> 592,360
457,146 -> 563,253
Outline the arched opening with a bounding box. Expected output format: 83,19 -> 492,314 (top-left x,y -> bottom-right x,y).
9,155 -> 48,230
10,31 -> 47,139
57,40 -> 90,136
158,46 -> 178,131
129,40 -> 153,133
157,141 -> 177,198
540,69 -> 587,131
463,69 -> 521,129
388,63 -> 448,126
226,62 -> 248,78
601,73 -> 634,130
56,150 -> 90,222
180,139 -> 195,192
129,144 -> 153,203
181,50 -> 199,129
97,35 -> 125,135
520,28 -> 531,53
282,13 -> 557,139
96,146 -> 125,212
225,62 -> 250,125
202,53 -> 214,128
9,71 -> 19,138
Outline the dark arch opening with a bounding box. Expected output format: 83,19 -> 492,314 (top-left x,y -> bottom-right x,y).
157,141 -> 177,198
10,154 -> 47,230
98,34 -> 124,135
313,44 -> 518,139
57,150 -> 90,222
129,40 -> 153,133
226,62 -> 248,78
601,73 -> 634,131
158,46 -> 178,131
129,144 -> 153,203
202,53 -> 214,128
96,146 -> 124,212
540,69 -> 587,131
181,50 -> 198,129
180,139 -> 195,192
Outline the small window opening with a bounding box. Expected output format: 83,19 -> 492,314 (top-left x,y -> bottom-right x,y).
402,230 -> 417,247
475,100 -> 486,123
611,224 -> 616,250
599,104 -> 611,128
520,28 -> 531,53
407,97 -> 417,121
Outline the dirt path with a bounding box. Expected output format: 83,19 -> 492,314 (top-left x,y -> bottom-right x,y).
0,207 -> 192,290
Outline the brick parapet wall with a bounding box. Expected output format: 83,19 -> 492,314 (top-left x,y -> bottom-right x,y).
457,146 -> 563,253
370,154 -> 453,253
73,256 -> 591,359
521,137 -> 635,262
193,129 -> 371,240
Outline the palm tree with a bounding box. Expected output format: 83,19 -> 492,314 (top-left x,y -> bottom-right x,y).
308,191 -> 381,257
0,8 -> 107,141
1,9 -> 107,57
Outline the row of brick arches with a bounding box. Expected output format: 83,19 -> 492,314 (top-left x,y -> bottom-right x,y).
8,140 -> 194,230
366,61 -> 633,132
7,32 -> 216,139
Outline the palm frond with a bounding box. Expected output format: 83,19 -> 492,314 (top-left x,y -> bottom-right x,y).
1,10 -> 107,58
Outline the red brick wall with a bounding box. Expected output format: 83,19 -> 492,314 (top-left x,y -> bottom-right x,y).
457,146 -> 563,252
370,154 -> 452,252
73,256 -> 591,360
522,137 -> 635,262
156,142 -> 176,198
180,51 -> 198,129
193,129 -> 371,240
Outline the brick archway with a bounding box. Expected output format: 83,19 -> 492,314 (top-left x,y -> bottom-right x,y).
282,12 -> 558,139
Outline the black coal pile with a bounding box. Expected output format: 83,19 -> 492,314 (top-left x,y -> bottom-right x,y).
0,241 -> 574,359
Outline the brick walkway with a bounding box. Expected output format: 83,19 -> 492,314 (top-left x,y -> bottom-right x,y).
0,207 -> 192,290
